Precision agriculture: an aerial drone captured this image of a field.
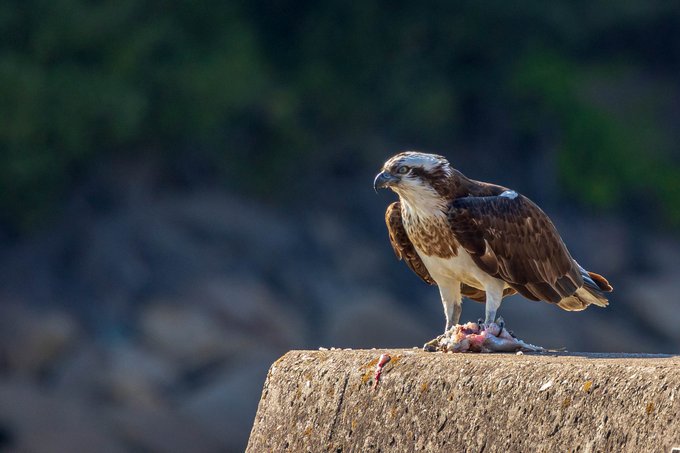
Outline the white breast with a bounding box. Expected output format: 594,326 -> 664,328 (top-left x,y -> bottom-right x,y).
398,193 -> 507,291
416,245 -> 507,290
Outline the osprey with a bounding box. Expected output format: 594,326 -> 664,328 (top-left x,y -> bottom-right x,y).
374,151 -> 613,334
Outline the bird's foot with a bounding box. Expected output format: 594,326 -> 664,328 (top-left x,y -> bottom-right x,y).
422,319 -> 545,353
478,316 -> 505,333
423,333 -> 447,352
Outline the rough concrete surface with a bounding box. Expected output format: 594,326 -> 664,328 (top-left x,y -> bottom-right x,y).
247,349 -> 679,453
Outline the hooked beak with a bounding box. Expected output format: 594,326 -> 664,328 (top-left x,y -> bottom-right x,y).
373,171 -> 399,192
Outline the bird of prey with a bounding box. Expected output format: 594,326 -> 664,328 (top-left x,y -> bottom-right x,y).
374,151 -> 613,335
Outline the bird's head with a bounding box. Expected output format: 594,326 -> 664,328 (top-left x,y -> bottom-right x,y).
374,151 -> 452,202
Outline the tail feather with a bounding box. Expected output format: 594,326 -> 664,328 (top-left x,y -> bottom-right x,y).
557,264 -> 612,311
587,271 -> 613,292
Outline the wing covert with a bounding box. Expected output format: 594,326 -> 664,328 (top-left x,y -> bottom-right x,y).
448,194 -> 582,303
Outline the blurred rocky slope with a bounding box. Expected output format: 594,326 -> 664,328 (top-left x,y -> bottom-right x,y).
0,159 -> 678,453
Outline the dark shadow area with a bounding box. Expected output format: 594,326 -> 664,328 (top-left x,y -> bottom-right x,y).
0,422 -> 15,450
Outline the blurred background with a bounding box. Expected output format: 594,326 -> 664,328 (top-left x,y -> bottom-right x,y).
1,1 -> 680,451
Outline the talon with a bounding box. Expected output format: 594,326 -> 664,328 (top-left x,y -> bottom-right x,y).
423,338 -> 439,352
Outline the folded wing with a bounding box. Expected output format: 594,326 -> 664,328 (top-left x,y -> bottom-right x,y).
385,202 -> 436,285
448,193 -> 583,303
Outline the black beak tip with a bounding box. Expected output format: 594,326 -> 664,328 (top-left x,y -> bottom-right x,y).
373,173 -> 382,193
373,171 -> 396,193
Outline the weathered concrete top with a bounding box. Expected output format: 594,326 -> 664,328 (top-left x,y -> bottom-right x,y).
247,349 -> 679,453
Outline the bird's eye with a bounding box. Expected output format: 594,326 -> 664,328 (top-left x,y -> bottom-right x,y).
397,166 -> 409,174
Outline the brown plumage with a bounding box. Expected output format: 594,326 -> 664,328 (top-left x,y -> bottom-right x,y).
386,202 -> 516,303
449,194 -> 580,303
375,151 -> 613,332
385,201 -> 436,285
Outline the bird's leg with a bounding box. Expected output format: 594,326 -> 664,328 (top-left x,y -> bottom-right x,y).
483,281 -> 505,331
439,284 -> 462,333
424,285 -> 462,351
424,283 -> 546,353
451,303 -> 462,330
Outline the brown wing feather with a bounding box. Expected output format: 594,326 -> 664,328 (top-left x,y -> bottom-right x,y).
385,202 -> 436,285
461,284 -> 517,303
449,194 -> 582,303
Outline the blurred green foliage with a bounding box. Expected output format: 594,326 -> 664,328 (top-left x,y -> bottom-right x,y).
2,1 -> 680,231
